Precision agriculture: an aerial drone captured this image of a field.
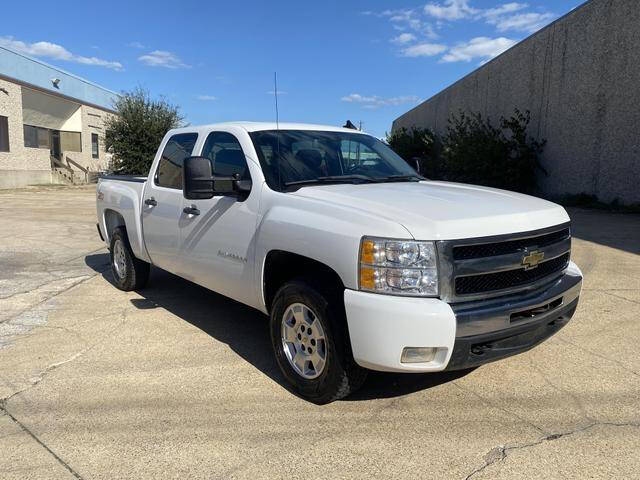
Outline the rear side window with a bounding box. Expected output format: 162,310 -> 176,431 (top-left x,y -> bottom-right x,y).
201,131 -> 250,180
155,133 -> 198,189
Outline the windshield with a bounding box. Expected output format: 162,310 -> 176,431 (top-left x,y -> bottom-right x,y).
249,130 -> 421,191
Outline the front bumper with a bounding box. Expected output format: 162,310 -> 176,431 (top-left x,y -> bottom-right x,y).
344,261 -> 582,373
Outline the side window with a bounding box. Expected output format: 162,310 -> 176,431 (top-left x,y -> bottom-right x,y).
201,131 -> 250,180
156,133 -> 198,189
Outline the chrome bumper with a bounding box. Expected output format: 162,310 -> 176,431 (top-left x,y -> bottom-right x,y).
445,262 -> 582,370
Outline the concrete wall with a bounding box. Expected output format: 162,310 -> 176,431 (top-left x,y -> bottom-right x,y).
392,0 -> 640,205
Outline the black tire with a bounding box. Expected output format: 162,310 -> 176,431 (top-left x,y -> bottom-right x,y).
109,227 -> 150,291
270,279 -> 367,404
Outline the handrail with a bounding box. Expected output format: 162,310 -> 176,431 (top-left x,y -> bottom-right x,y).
51,155 -> 72,172
65,156 -> 89,182
65,156 -> 88,174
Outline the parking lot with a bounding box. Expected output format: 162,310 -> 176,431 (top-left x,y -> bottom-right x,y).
1,184 -> 638,479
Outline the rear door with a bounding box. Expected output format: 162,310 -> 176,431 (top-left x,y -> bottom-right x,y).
142,132 -> 198,273
175,130 -> 260,305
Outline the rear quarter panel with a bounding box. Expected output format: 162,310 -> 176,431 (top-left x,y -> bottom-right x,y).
97,178 -> 150,262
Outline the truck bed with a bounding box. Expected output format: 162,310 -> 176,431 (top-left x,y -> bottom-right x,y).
99,174 -> 147,183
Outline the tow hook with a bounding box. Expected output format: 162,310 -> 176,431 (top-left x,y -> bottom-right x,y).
471,343 -> 493,356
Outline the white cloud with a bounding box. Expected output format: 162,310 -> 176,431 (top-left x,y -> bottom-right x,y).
341,93 -> 419,109
401,43 -> 448,57
372,8 -> 439,39
488,12 -> 556,32
390,33 -> 416,45
0,36 -> 123,70
481,2 -> 528,20
197,95 -> 217,101
128,41 -> 146,49
138,50 -> 190,69
423,2 -> 554,33
441,36 -> 517,62
424,0 -> 478,20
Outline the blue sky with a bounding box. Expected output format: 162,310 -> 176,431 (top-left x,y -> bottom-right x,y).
1,0 -> 580,138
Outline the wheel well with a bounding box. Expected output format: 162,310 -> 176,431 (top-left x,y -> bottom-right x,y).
103,209 -> 126,242
263,250 -> 344,313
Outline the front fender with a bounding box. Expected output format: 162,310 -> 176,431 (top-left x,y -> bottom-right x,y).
254,191 -> 413,309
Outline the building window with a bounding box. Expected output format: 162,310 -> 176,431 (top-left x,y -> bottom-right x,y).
61,131 -> 82,152
0,116 -> 8,152
24,125 -> 50,149
91,133 -> 99,159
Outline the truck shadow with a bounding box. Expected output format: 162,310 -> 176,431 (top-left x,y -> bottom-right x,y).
85,253 -> 473,401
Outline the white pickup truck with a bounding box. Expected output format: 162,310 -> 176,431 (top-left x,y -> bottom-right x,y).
96,122 -> 582,403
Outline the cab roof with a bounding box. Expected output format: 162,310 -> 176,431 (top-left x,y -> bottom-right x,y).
169,122 -> 369,135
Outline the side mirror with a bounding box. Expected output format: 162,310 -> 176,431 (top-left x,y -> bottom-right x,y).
183,156 -> 253,200
183,156 -> 214,200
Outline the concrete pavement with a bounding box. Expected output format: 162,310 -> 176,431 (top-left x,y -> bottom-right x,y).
0,185 -> 638,479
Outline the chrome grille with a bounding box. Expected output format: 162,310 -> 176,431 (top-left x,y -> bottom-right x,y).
438,223 -> 572,303
455,253 -> 570,295
452,228 -> 570,260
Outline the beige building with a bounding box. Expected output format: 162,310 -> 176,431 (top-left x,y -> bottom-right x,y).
0,45 -> 118,189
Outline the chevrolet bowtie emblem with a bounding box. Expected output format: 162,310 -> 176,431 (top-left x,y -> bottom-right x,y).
522,250 -> 545,270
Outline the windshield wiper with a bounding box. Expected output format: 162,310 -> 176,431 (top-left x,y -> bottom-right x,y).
284,175 -> 377,187
378,174 -> 425,183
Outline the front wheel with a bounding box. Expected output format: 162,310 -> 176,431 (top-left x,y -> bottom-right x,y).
109,227 -> 150,291
270,279 -> 367,403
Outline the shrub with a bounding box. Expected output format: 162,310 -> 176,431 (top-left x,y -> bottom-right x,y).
388,109 -> 546,194
442,109 -> 546,194
386,126 -> 441,177
104,87 -> 184,175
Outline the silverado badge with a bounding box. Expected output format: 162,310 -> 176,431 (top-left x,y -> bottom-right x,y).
522,250 -> 545,270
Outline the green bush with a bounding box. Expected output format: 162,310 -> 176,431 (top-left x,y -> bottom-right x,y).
387,109 -> 546,194
104,87 -> 183,175
386,126 -> 441,178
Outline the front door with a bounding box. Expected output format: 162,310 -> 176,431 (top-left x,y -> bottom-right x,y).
50,130 -> 61,160
176,130 -> 259,306
142,132 -> 198,273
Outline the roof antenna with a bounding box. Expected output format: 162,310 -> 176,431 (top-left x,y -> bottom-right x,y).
274,72 -> 282,189
274,72 -> 280,130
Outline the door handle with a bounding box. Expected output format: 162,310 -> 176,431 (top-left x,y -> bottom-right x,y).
183,205 -> 200,216
144,197 -> 157,207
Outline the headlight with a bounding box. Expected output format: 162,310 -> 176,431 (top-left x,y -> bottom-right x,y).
359,237 -> 438,296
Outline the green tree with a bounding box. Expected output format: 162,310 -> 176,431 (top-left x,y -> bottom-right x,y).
104,88 -> 184,175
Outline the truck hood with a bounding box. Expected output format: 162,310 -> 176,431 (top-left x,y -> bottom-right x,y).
291,181 -> 569,240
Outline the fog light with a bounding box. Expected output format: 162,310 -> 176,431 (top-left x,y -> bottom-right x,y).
401,347 -> 437,363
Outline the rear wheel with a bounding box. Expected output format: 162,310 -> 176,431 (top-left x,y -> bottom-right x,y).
109,227 -> 150,291
270,279 -> 367,403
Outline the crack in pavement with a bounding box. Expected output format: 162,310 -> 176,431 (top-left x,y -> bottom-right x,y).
0,309 -> 130,479
603,291 -> 640,307
528,360 -> 594,422
463,421 -> 640,479
554,336 -> 640,378
1,309 -> 129,404
0,274 -> 93,301
1,350 -> 87,405
0,273 -> 104,326
451,381 -> 548,435
0,402 -> 85,480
